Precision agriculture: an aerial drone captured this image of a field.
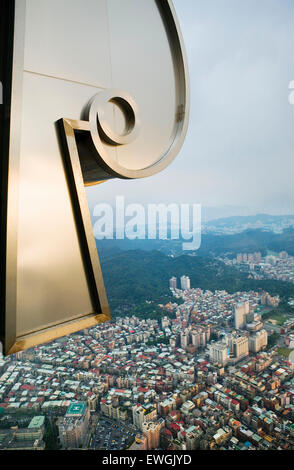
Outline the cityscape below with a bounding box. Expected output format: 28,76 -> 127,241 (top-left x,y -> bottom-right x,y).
1,247 -> 294,450
2,0 -> 294,457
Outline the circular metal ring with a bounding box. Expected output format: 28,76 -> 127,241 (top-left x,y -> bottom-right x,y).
83,63 -> 188,180
88,89 -> 140,147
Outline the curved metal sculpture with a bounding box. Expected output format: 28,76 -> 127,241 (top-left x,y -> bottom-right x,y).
1,0 -> 189,355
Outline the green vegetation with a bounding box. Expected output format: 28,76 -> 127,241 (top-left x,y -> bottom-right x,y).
270,300 -> 294,315
145,336 -> 170,346
210,332 -> 218,342
277,348 -> 291,359
98,226 -> 294,258
263,311 -> 286,326
100,249 -> 294,316
131,301 -> 176,320
262,302 -> 294,326
267,332 -> 280,349
268,315 -> 286,326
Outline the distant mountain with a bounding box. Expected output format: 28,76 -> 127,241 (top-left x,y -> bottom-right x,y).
205,213 -> 294,228
97,227 -> 294,258
197,228 -> 294,258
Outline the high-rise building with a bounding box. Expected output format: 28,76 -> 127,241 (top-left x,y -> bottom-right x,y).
209,342 -> 228,366
204,325 -> 211,343
133,405 -> 147,430
191,330 -> 200,349
234,302 -> 249,329
132,404 -> 157,430
169,277 -> 177,289
142,419 -> 165,450
254,252 -> 262,262
249,329 -> 268,353
190,326 -> 209,350
180,330 -> 189,349
186,426 -> 203,450
100,400 -> 112,417
261,293 -> 280,307
236,253 -> 243,263
180,275 -> 190,290
58,402 -> 90,449
231,335 -> 249,360
199,328 -> 207,348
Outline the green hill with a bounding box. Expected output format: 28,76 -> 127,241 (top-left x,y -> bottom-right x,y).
100,249 -> 294,313
96,227 -> 294,258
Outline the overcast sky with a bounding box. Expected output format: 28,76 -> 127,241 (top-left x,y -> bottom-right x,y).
87,0 -> 294,220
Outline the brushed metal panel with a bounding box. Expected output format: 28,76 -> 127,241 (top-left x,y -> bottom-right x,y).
107,0 -> 180,171
2,0 -> 189,354
24,0 -> 112,88
16,72 -> 110,337
1,0 -> 25,354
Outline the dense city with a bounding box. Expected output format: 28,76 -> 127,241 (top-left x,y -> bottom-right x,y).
220,250 -> 294,285
0,272 -> 294,451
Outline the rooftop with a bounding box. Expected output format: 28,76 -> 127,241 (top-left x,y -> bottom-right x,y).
28,415 -> 45,429
65,401 -> 86,417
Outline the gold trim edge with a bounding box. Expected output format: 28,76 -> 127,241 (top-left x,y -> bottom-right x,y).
7,312 -> 111,355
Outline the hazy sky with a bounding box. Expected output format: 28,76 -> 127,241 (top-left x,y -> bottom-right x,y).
87,0 -> 294,219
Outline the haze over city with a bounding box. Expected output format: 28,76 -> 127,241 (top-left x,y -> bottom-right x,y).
87,0 -> 294,219
2,0 -> 294,456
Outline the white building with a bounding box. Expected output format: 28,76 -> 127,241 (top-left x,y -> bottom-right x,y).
209,342 -> 228,366
232,335 -> 249,359
249,329 -> 268,353
234,301 -> 249,329
169,277 -> 177,289
180,275 -> 190,290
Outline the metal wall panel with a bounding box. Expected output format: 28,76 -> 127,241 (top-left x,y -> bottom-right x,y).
108,0 -> 177,171
1,0 -> 189,355
24,0 -> 112,89
17,73 -> 102,336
